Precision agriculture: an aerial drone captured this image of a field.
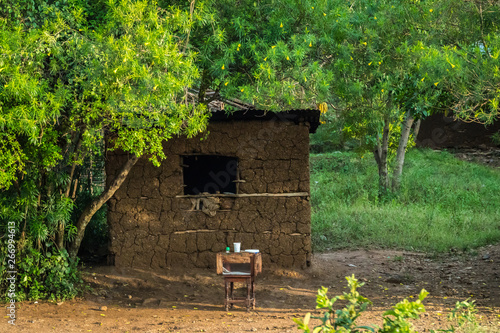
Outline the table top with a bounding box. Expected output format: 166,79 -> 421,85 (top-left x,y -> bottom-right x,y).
216,252 -> 262,275
218,251 -> 260,256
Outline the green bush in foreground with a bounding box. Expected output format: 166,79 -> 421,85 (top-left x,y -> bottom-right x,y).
295,275 -> 489,333
0,243 -> 82,301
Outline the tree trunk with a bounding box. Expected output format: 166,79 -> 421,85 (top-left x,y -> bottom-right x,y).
68,155 -> 139,259
373,117 -> 390,197
413,118 -> 421,139
59,134 -> 81,249
56,222 -> 65,250
391,112 -> 415,191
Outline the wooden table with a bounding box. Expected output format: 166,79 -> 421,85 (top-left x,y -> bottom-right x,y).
216,252 -> 262,311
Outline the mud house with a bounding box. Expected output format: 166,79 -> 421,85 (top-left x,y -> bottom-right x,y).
106,97 -> 320,269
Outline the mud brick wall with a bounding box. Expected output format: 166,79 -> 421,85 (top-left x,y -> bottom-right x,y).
106,120 -> 312,269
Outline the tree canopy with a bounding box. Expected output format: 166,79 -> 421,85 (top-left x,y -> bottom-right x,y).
0,0 -> 208,269
166,0 -> 499,193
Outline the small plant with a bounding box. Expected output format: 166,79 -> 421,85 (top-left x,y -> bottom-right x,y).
491,131 -> 500,146
432,299 -> 486,333
294,275 -> 428,333
449,299 -> 478,328
393,255 -> 404,262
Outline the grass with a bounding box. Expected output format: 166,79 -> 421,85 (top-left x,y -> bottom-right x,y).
310,148 -> 500,253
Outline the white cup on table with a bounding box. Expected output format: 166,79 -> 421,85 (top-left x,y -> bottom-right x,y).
233,242 -> 241,253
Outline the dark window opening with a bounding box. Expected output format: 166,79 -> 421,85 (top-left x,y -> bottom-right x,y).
182,155 -> 238,195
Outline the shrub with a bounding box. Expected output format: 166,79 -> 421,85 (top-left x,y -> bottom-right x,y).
294,275 -> 491,333
294,275 -> 428,333
0,242 -> 83,301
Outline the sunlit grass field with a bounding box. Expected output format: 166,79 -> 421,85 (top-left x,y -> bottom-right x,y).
310,149 -> 500,253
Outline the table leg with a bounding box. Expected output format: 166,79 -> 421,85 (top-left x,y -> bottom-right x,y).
252,280 -> 256,309
225,280 -> 229,311
246,279 -> 251,311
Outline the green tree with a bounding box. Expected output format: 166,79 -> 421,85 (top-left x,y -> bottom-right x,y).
0,0 -> 208,263
314,0 -> 499,194
207,0 -> 499,195
175,0 -> 439,194
167,0 -> 451,195
165,0 -> 332,108
301,0 -> 445,194
429,0 -> 500,124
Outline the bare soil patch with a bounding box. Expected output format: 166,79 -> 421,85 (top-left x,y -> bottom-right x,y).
3,246 -> 500,332
452,147 -> 500,168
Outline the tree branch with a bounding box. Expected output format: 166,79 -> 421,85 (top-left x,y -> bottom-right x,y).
68,154 -> 139,259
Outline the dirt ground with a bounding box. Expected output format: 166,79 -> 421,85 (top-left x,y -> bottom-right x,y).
452,147 -> 500,168
3,245 -> 500,333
